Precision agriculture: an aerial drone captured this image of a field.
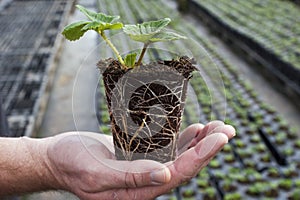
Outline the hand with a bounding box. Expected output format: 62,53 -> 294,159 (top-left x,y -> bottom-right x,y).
46,121 -> 235,200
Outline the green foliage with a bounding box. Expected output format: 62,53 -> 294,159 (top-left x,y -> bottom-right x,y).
290,189 -> 300,200
203,187 -> 216,198
124,53 -> 137,68
123,18 -> 171,43
196,179 -> 209,188
279,179 -> 293,190
224,192 -> 241,200
62,5 -> 123,41
123,18 -> 186,66
76,5 -> 119,24
209,159 -> 221,168
62,5 -> 186,69
148,31 -> 187,43
62,21 -> 90,41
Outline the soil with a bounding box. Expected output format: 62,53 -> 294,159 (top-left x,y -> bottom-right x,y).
98,56 -> 196,162
203,195 -> 217,200
222,183 -> 237,192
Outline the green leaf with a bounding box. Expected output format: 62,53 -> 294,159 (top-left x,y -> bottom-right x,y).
123,18 -> 171,43
62,5 -> 123,41
76,5 -> 120,23
124,53 -> 137,67
62,21 -> 90,41
149,31 -> 187,43
82,21 -> 123,32
75,5 -> 123,32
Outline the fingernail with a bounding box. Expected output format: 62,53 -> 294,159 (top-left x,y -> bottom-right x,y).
210,125 -> 236,138
207,121 -> 225,133
150,168 -> 170,185
225,125 -> 236,138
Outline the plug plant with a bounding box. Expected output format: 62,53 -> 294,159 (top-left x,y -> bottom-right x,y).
62,5 -> 196,162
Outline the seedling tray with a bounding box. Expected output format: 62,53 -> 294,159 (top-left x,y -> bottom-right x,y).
186,0 -> 300,107
0,0 -> 74,137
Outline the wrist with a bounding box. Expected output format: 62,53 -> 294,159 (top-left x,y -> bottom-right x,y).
20,136 -> 64,191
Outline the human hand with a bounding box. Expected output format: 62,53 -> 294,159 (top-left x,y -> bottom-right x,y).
46,121 -> 235,200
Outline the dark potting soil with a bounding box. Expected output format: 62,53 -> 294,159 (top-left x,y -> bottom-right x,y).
98,56 -> 197,162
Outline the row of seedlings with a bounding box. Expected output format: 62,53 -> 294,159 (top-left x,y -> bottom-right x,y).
184,0 -> 300,101
191,0 -> 300,70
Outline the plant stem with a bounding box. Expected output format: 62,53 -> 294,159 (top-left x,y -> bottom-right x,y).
100,31 -> 126,69
136,43 -> 149,66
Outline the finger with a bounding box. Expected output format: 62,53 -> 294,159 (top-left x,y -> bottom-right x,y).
101,159 -> 171,189
172,132 -> 228,179
191,120 -> 225,146
208,124 -> 236,139
178,123 -> 204,153
202,120 -> 225,135
112,132 -> 229,200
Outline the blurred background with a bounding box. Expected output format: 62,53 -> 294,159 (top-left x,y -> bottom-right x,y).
0,0 -> 300,199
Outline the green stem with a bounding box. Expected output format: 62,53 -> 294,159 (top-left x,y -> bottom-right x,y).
100,31 -> 126,69
136,43 -> 149,67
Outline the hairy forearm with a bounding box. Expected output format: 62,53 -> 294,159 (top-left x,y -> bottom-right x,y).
0,137 -> 60,196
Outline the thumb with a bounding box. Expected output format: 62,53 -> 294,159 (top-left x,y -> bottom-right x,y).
104,159 -> 171,188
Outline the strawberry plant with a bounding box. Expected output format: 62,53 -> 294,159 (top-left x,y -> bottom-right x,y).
62,5 -> 196,162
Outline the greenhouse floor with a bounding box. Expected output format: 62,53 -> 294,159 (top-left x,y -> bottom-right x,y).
23,0 -> 300,199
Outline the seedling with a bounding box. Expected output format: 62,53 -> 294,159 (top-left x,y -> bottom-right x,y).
283,147 -> 294,156
261,153 -> 271,162
222,144 -> 232,152
283,167 -> 298,178
203,187 -> 217,200
264,182 -> 279,197
235,139 -> 246,148
209,159 -> 221,168
287,128 -> 298,139
275,132 -> 286,145
294,179 -> 300,187
289,189 -> 300,200
224,192 -> 241,200
222,179 -> 237,192
267,167 -> 280,177
252,171 -> 263,182
279,179 -> 293,190
198,168 -> 209,178
250,134 -> 260,143
246,182 -> 268,196
224,154 -> 235,163
236,148 -> 251,158
253,143 -> 266,152
62,5 -> 186,69
197,179 -> 210,188
182,188 -> 195,198
62,5 -> 196,162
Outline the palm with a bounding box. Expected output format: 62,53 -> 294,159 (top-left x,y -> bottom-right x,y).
47,121 -> 235,200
